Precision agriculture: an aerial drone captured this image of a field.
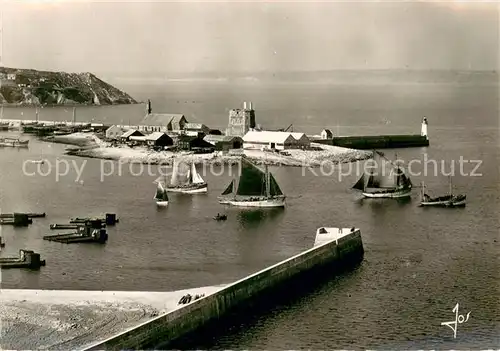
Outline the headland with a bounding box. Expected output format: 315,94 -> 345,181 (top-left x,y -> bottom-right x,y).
0,66 -> 137,106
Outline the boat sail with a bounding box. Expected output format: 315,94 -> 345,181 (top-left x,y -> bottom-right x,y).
166,159 -> 208,193
420,176 -> 466,207
352,150 -> 412,198
218,157 -> 286,207
154,178 -> 169,207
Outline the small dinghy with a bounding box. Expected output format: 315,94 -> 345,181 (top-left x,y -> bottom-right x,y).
214,213 -> 227,221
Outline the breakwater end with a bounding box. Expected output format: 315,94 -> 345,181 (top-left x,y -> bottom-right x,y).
313,134 -> 429,149
83,227 -> 364,350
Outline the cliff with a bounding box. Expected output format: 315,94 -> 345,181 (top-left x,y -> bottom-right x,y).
0,67 -> 137,106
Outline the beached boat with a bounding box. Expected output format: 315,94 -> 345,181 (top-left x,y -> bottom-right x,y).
0,137 -> 29,148
352,150 -> 412,199
166,159 -> 207,194
154,178 -> 169,207
218,157 -> 286,208
420,177 -> 466,207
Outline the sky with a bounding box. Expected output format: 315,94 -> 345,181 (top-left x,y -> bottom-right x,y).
0,0 -> 498,76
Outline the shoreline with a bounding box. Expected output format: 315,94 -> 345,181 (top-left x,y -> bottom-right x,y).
43,133 -> 371,167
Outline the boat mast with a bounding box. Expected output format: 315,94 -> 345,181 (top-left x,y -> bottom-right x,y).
265,164 -> 270,197
449,175 -> 453,197
420,181 -> 425,201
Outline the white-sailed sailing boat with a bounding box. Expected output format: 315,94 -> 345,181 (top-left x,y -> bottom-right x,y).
352,151 -> 412,198
166,159 -> 207,193
420,176 -> 466,207
218,157 -> 286,207
154,177 -> 169,207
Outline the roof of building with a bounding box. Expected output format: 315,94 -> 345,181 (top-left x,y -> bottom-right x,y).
184,123 -> 208,130
145,132 -> 171,141
106,125 -> 123,132
290,132 -> 309,141
121,129 -> 143,138
140,113 -> 185,126
322,129 -> 333,133
243,131 -> 295,144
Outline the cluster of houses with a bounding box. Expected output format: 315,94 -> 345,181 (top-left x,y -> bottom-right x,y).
103,100 -> 334,154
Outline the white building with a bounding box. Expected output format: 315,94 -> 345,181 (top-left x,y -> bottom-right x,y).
321,129 -> 333,139
243,131 -> 310,151
105,125 -> 124,139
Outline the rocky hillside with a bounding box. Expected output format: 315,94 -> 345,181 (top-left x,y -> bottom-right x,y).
0,67 -> 137,105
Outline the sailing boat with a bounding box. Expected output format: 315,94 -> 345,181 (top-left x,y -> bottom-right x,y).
420,176 -> 466,207
352,150 -> 412,198
154,177 -> 169,207
166,159 -> 208,193
218,157 -> 286,207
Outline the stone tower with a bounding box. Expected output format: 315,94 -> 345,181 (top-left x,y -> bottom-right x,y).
226,102 -> 256,137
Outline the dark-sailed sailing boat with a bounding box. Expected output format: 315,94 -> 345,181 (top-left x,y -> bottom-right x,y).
218,157 -> 286,207
154,177 -> 169,207
420,176 -> 466,207
352,151 -> 412,198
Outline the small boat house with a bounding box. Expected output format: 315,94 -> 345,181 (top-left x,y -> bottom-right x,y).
105,125 -> 125,140
120,129 -> 145,142
145,132 -> 174,148
242,131 -> 310,151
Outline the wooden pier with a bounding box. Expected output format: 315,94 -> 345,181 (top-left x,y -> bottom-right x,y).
43,219 -> 108,244
0,212 -> 46,219
0,249 -> 46,269
70,213 -> 119,226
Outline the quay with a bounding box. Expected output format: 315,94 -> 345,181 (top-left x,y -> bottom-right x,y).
82,227 -> 364,350
330,134 -> 429,149
313,117 -> 430,149
0,249 -> 46,269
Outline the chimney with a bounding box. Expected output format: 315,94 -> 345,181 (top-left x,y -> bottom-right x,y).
147,99 -> 152,114
249,102 -> 253,110
243,102 -> 247,109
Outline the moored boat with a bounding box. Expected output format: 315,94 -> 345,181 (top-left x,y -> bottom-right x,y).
419,177 -> 466,207
352,150 -> 412,199
0,137 -> 29,147
218,157 -> 286,208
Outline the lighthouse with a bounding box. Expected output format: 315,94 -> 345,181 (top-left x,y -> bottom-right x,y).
421,117 -> 428,139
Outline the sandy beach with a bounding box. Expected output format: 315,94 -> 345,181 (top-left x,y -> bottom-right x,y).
46,132 -> 371,167
0,285 -> 225,350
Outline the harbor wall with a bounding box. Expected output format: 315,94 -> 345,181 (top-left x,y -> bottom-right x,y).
314,134 -> 429,149
82,229 -> 364,350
